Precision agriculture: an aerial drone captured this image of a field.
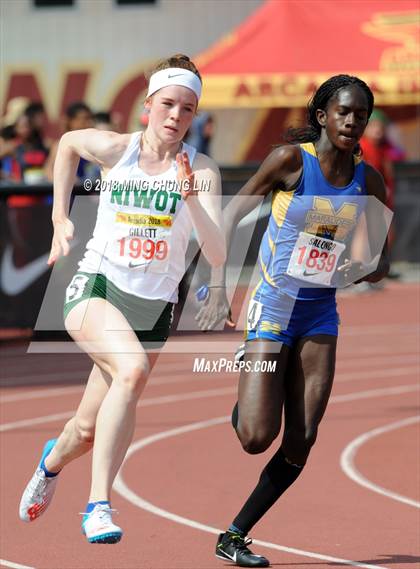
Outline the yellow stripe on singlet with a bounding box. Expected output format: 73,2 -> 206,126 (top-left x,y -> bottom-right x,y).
258,253 -> 277,287
271,189 -> 295,228
300,142 -> 317,157
268,233 -> 275,255
261,189 -> 295,286
251,278 -> 263,300
301,140 -> 362,165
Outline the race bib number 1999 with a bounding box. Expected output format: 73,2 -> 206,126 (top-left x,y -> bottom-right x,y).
115,212 -> 172,273
287,232 -> 345,286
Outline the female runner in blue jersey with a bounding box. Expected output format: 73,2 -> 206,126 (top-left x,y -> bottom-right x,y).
197,75 -> 390,568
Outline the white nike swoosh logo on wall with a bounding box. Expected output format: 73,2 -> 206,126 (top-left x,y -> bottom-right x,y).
0,246 -> 50,295
0,242 -> 77,296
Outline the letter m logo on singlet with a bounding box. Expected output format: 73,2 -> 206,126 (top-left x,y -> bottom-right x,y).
305,197 -> 358,241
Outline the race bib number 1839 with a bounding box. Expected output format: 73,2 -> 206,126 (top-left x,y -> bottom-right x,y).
287,232 -> 345,286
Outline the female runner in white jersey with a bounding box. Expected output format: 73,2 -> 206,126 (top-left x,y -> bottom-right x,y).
19,54 -> 226,544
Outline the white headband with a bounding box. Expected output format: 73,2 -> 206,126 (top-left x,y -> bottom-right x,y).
146,68 -> 202,101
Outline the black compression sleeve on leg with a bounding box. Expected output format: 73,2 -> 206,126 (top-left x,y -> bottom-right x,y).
232,448 -> 304,535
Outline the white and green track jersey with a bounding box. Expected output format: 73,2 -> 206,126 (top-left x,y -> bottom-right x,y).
78,132 -> 196,303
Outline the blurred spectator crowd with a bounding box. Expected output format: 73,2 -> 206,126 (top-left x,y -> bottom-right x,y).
0,97 -> 120,188
1,98 -> 216,191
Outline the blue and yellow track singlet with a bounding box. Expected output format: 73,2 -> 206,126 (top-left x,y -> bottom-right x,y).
246,143 -> 368,345
256,142 -> 367,301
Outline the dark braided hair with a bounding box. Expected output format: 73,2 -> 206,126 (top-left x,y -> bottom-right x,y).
285,75 -> 374,150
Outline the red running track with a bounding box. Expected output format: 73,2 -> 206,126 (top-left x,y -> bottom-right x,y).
1,282 -> 419,569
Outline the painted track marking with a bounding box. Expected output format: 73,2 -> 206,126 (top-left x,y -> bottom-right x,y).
2,359 -> 418,402
1,384 -> 418,433
0,387 -> 236,432
2,381 -> 417,568
1,385 -> 84,403
114,416 -> 388,569
0,559 -> 35,569
330,384 -> 419,402
340,415 -> 420,508
335,366 -> 419,383
24,324 -> 420,354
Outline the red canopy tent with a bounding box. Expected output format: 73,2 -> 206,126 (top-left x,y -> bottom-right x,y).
196,0 -> 420,108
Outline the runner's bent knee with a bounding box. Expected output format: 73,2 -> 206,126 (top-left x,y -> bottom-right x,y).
111,358 -> 150,396
237,424 -> 279,455
74,416 -> 96,444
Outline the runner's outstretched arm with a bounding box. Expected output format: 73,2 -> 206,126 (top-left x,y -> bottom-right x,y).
48,129 -> 128,264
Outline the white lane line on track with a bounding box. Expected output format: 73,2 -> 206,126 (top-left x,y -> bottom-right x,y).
1,385 -> 85,403
0,411 -> 74,433
2,385 -> 415,569
337,354 -> 419,368
1,355 -> 411,390
339,345 -> 419,357
330,384 -> 419,403
1,360 -> 208,384
335,366 -> 419,383
0,387 -> 236,432
18,323 -> 413,354
1,384 -> 418,433
339,323 -> 419,336
140,386 -> 235,407
2,361 -> 419,403
340,416 -> 420,509
25,326 -> 420,354
0,373 -> 236,402
0,559 -> 35,569
3,344 -> 419,385
113,416 -> 388,569
1,366 -> 190,385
